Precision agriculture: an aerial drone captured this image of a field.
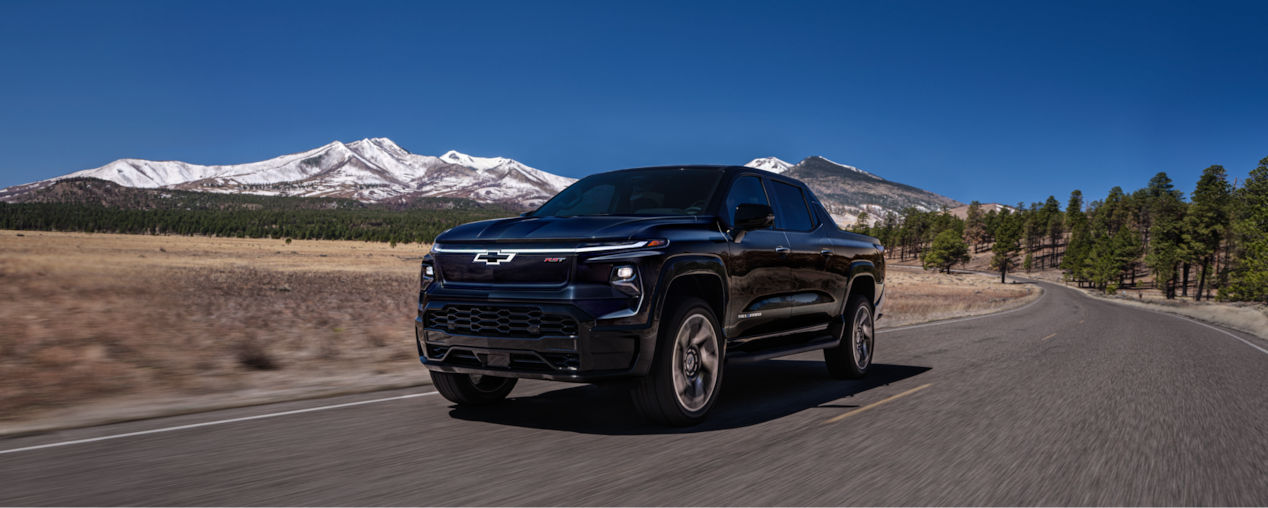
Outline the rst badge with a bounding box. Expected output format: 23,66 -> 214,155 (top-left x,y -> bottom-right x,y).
472,252 -> 516,265
543,257 -> 567,263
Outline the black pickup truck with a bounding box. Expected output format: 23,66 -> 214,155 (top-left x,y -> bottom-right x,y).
417,165 -> 885,425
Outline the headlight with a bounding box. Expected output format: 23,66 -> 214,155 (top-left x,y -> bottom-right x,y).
610,264 -> 640,296
577,239 -> 669,252
421,263 -> 435,290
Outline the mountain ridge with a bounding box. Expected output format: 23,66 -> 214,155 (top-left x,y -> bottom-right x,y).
745,155 -> 962,225
1,138 -> 576,209
3,140 -> 964,224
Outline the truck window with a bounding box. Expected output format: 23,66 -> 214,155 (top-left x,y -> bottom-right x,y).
723,176 -> 770,226
772,181 -> 815,231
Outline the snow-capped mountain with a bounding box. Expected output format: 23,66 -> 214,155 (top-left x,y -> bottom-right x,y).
747,155 -> 962,226
0,138 -> 577,208
744,157 -> 792,174
747,155 -> 884,181
2,141 -> 966,226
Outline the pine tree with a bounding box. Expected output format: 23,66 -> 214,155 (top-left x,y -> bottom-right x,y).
1115,222 -> 1142,286
853,211 -> 870,234
1226,157 -> 1268,302
1182,166 -> 1231,301
963,201 -> 986,250
990,210 -> 1023,283
922,229 -> 971,274
1046,213 -> 1064,268
1061,190 -> 1090,281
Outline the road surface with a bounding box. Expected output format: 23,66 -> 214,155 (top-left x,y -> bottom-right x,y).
3,279 -> 1267,505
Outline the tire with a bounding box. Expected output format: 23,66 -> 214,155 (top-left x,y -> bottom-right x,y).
431,371 -> 517,406
824,295 -> 875,380
631,297 -> 724,426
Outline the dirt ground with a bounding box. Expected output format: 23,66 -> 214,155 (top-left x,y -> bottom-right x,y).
1,231 -> 1037,434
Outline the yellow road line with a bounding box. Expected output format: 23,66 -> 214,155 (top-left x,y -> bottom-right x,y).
1041,333 -> 1057,341
823,383 -> 933,424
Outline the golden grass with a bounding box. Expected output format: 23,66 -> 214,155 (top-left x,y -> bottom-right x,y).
880,268 -> 1040,328
1,230 -> 431,426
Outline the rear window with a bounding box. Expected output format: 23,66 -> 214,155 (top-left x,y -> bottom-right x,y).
772,181 -> 815,231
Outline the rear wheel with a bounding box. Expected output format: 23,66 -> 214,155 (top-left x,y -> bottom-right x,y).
431,371 -> 517,405
824,295 -> 875,379
631,297 -> 723,426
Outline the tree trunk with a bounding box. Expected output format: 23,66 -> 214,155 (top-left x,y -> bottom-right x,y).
1182,263 -> 1190,297
1001,263 -> 1007,284
1196,256 -> 1210,302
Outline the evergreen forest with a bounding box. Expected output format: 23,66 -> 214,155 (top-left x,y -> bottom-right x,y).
852,157 -> 1268,303
0,178 -> 517,246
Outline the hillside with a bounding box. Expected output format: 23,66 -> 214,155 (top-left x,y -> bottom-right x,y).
747,156 -> 963,225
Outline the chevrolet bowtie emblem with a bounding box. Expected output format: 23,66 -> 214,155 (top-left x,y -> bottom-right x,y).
473,251 -> 516,265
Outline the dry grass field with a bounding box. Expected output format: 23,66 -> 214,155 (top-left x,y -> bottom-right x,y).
0,231 -> 1037,433
0,230 -> 430,432
879,267 -> 1039,329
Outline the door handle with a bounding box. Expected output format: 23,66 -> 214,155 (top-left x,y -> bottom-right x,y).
820,248 -> 833,257
775,247 -> 791,255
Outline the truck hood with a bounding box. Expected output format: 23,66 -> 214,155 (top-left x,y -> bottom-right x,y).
436,215 -> 710,243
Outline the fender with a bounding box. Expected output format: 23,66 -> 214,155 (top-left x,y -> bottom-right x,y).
843,260 -> 879,311
649,254 -> 729,326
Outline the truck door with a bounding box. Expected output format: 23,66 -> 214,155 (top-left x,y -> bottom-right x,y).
722,175 -> 792,339
769,180 -> 838,329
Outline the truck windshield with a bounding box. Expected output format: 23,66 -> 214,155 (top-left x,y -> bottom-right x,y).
532,168 -> 723,218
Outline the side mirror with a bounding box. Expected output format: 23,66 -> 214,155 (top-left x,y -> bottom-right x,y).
729,203 -> 775,243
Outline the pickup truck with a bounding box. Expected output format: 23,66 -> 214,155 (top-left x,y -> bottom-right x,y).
417,165 -> 885,425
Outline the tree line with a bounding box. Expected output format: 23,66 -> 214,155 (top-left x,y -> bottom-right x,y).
0,202 -> 513,245
0,178 -> 516,246
850,157 -> 1268,303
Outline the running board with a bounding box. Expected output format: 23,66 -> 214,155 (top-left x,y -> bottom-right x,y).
725,334 -> 839,365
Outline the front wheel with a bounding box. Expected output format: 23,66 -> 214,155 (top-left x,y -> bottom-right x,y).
431,371 -> 517,405
631,297 -> 724,426
824,295 -> 875,379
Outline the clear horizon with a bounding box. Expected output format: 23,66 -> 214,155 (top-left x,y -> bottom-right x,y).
2,0 -> 1265,206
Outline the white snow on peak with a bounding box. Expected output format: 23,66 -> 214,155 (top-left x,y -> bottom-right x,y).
744,157 -> 792,174
440,150 -> 511,172
814,156 -> 885,181
3,138 -> 578,206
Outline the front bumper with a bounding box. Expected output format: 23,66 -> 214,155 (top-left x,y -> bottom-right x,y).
416,301 -> 653,383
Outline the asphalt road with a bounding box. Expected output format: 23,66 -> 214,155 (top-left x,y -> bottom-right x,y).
3,279 -> 1268,506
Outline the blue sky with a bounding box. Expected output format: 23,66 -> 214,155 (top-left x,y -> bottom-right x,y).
2,0 -> 1265,206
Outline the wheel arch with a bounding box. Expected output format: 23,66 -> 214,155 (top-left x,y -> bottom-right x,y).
845,260 -> 878,309
653,255 -> 728,330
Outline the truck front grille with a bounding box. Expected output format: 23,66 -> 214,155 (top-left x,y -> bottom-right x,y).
424,305 -> 579,338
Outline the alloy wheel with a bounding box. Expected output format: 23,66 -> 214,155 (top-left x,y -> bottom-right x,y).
671,314 -> 719,412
